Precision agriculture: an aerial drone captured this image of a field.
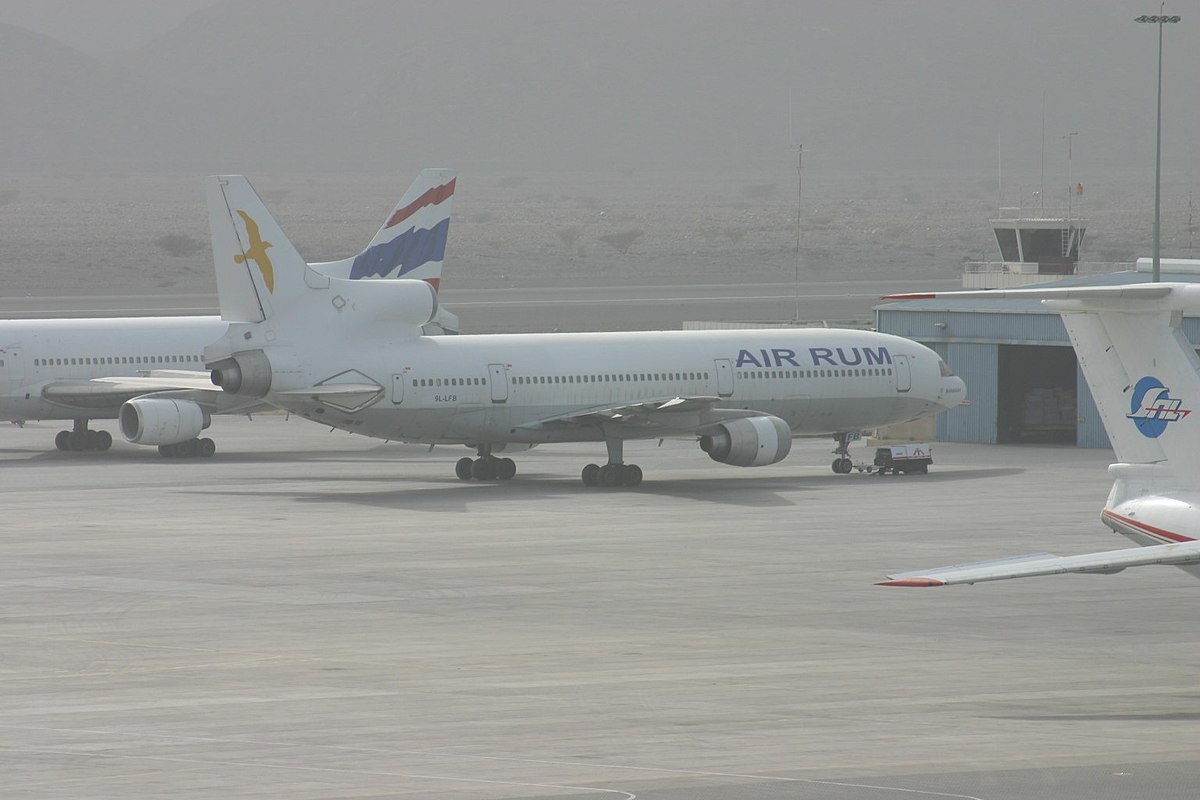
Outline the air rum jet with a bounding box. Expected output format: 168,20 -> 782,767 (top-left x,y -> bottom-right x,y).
203,174 -> 966,486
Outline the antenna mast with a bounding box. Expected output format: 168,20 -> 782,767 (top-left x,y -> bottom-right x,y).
794,142 -> 803,322
1040,92 -> 1046,212
790,89 -> 802,322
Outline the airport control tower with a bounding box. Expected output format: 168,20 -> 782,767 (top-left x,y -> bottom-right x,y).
963,209 -> 1089,289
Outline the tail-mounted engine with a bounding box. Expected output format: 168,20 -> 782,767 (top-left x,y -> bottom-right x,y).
699,415 -> 792,467
209,349 -> 273,397
329,277 -> 438,328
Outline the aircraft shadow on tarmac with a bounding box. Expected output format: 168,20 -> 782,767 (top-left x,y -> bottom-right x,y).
182,465 -> 1027,513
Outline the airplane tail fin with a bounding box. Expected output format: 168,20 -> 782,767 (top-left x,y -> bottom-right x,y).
889,284 -> 1200,476
1060,302 -> 1200,478
312,168 -> 456,290
208,175 -> 314,323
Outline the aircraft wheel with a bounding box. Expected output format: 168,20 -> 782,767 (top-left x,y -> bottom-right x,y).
837,458 -> 853,474
95,430 -> 113,451
55,431 -> 70,451
471,457 -> 496,481
496,457 -> 516,480
455,456 -> 474,480
599,464 -> 620,487
622,464 -> 643,487
581,463 -> 600,486
198,437 -> 216,458
68,431 -> 89,451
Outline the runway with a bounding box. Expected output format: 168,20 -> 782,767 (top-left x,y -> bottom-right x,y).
2,417 -> 1198,799
0,277 -> 963,332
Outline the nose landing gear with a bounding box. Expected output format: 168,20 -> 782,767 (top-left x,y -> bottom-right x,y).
831,431 -> 857,474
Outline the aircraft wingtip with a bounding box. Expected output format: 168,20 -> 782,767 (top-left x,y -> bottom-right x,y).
875,577 -> 945,587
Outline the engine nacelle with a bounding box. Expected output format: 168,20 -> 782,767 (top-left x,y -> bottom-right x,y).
331,277 -> 438,328
209,349 -> 273,397
119,398 -> 209,445
699,415 -> 792,467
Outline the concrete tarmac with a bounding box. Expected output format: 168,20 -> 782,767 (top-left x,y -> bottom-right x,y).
2,417 -> 1198,799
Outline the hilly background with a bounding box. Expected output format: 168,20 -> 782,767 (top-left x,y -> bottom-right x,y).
1,0 -> 1197,311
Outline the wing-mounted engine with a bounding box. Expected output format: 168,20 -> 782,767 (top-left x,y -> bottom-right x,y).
699,415 -> 792,467
119,398 -> 210,445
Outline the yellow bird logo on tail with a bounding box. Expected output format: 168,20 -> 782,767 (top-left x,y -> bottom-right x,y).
233,210 -> 274,293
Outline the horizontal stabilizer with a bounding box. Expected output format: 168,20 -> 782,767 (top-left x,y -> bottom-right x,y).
878,541 -> 1200,586
273,384 -> 384,413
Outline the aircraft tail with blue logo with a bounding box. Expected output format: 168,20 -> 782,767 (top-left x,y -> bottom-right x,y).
877,282 -> 1200,587
892,283 -> 1200,471
208,169 -> 458,331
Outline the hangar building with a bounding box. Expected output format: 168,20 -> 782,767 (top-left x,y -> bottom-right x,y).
876,255 -> 1200,449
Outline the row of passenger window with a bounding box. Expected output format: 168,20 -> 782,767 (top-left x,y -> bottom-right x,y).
413,377 -> 487,387
412,371 -> 713,388
737,367 -> 892,379
34,354 -> 203,367
514,371 -> 711,385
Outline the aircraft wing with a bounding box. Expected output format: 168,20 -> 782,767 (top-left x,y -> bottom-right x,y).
518,396 -> 765,433
42,371 -> 267,414
42,371 -> 220,408
883,285 -> 1177,303
877,541 -> 1200,586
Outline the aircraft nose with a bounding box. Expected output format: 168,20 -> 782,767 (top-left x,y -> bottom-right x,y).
934,376 -> 966,410
942,376 -> 967,409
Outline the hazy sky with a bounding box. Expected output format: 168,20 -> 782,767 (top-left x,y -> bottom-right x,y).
0,0 -> 217,53
1,1 -> 1195,180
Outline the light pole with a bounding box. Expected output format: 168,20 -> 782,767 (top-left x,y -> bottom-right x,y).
1136,6 -> 1181,282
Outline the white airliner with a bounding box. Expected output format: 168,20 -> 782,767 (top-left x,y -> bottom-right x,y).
202,174 -> 967,486
0,169 -> 457,457
879,283 -> 1200,586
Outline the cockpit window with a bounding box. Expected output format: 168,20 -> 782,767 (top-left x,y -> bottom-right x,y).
938,359 -> 956,377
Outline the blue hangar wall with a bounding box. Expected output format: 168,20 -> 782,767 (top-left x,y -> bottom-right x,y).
876,294 -> 1200,448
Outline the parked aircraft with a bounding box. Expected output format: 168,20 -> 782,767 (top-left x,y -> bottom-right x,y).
0,169 -> 457,457
879,283 -> 1200,586
202,175 -> 966,486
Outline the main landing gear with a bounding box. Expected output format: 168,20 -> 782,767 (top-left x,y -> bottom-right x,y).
54,420 -> 112,452
581,437 -> 642,488
158,438 -> 216,459
831,431 -> 855,474
455,445 -> 517,481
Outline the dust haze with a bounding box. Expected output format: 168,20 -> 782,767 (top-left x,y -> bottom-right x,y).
2,0 -> 1197,305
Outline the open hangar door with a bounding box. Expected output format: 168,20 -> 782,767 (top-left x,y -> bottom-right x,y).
996,344 -> 1077,444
